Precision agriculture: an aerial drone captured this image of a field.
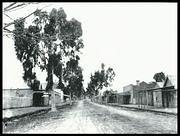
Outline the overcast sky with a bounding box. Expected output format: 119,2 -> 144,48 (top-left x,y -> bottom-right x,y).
3,2 -> 177,92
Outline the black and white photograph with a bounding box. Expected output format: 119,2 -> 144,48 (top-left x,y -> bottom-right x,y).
2,2 -> 177,134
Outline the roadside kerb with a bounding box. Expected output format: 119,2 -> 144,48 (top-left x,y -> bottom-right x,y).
108,103 -> 177,116
3,102 -> 72,123
94,102 -> 177,116
3,108 -> 51,123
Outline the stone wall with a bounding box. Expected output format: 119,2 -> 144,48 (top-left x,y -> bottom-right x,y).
3,88 -> 33,109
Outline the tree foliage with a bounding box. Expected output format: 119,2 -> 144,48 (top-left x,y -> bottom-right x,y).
62,56 -> 84,98
13,18 -> 40,87
103,89 -> 114,97
13,8 -> 84,91
153,72 -> 165,82
86,63 -> 115,97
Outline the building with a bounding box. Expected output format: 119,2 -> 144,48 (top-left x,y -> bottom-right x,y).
123,80 -> 151,104
136,75 -> 177,108
93,75 -> 177,108
123,84 -> 134,104
117,91 -> 131,104
33,82 -> 47,106
153,75 -> 177,108
134,81 -> 157,106
54,88 -> 64,104
34,82 -> 64,106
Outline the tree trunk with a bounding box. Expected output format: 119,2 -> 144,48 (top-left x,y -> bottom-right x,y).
50,64 -> 57,111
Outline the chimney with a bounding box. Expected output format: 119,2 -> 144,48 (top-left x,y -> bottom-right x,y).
136,80 -> 140,86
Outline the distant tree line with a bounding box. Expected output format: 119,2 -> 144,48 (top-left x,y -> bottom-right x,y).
86,63 -> 115,98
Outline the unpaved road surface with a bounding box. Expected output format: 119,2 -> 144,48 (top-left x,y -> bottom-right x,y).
3,99 -> 177,134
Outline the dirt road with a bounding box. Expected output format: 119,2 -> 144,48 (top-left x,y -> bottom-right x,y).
3,99 -> 177,134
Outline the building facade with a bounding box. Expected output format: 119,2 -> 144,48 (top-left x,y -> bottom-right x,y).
123,81 -> 150,104
135,75 -> 177,108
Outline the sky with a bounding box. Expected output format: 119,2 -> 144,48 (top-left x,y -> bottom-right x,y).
3,2 -> 177,92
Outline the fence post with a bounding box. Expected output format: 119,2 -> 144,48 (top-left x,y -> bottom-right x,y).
143,91 -> 145,109
116,94 -> 118,104
146,90 -> 148,108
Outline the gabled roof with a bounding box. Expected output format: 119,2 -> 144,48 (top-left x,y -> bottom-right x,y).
155,82 -> 164,88
133,81 -> 149,90
164,75 -> 177,89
